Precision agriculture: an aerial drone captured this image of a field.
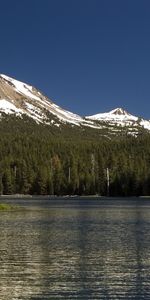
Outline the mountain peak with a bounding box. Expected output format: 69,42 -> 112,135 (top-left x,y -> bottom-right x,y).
109,108 -> 130,116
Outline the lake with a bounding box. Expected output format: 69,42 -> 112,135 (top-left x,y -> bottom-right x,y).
0,197 -> 150,299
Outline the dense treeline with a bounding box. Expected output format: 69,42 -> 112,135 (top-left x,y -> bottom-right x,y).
1,115 -> 150,196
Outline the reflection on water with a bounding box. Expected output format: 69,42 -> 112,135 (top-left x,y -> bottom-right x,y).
0,198 -> 150,299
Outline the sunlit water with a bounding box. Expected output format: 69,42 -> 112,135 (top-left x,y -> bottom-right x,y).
0,197 -> 150,299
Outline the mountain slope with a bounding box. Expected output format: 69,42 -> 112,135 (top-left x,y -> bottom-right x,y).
0,74 -> 84,126
0,74 -> 101,130
0,74 -> 150,136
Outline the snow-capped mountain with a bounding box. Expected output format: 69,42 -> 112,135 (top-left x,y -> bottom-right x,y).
0,74 -> 84,126
86,107 -> 150,132
0,74 -> 150,135
0,74 -> 100,129
86,108 -> 138,123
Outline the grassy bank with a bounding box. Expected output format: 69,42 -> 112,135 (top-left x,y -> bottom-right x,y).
0,203 -> 19,211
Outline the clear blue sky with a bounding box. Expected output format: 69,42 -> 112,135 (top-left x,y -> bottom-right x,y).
0,0 -> 150,118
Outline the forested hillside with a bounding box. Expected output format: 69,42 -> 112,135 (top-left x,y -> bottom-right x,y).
1,115 -> 150,196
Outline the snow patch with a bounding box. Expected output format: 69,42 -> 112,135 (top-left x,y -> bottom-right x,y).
140,120 -> 150,130
0,99 -> 22,114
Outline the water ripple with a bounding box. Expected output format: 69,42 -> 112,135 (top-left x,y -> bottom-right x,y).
0,198 -> 150,299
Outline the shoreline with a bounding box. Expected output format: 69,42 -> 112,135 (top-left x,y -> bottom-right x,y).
0,194 -> 150,199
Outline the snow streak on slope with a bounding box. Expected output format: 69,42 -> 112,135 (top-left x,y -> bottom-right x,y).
1,74 -> 41,101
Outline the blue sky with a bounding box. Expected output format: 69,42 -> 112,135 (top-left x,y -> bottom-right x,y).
0,0 -> 150,118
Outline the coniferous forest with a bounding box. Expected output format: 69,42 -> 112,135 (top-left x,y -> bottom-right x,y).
1,114 -> 150,196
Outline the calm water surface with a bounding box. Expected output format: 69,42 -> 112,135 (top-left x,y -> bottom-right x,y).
0,197 -> 150,299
